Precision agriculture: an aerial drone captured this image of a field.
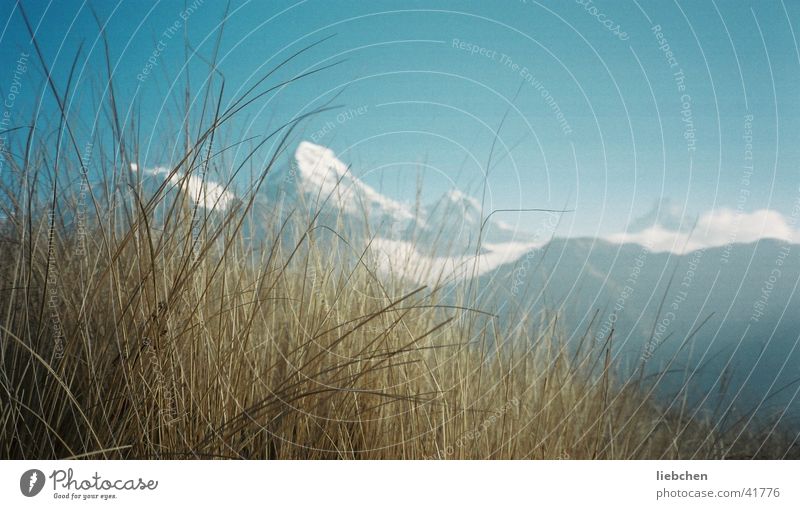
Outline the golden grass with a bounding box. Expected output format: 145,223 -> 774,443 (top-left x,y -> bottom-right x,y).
3,156 -> 793,459
0,21 -> 795,459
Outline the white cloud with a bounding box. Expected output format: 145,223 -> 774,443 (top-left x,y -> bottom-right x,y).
607,208 -> 799,254
370,238 -> 540,285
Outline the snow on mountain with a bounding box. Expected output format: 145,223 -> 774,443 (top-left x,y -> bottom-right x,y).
275,142 -> 540,284
130,163 -> 236,211
625,198 -> 689,234
441,189 -> 482,223
291,141 -> 423,227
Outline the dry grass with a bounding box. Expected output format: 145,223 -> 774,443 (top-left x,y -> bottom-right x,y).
0,199 -> 722,460
0,20 -> 795,460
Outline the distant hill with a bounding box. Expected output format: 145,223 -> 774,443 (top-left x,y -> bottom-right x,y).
481,237 -> 800,425
139,141 -> 800,427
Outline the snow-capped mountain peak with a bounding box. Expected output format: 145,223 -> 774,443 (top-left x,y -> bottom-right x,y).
293,141 -> 349,195
267,141 -> 541,284
291,141 -> 421,226
626,198 -> 689,234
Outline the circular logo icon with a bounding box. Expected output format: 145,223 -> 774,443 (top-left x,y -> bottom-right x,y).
20,469 -> 45,497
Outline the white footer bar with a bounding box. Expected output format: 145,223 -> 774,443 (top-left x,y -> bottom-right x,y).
1,460 -> 796,508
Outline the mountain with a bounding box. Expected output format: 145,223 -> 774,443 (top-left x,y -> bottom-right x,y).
481,237 -> 800,423
626,198 -> 691,234
272,141 -> 423,229
259,141 -> 539,284
267,142 -> 800,424
136,142 -> 800,425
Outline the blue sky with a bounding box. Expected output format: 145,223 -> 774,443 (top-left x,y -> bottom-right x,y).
2,0 -> 799,238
